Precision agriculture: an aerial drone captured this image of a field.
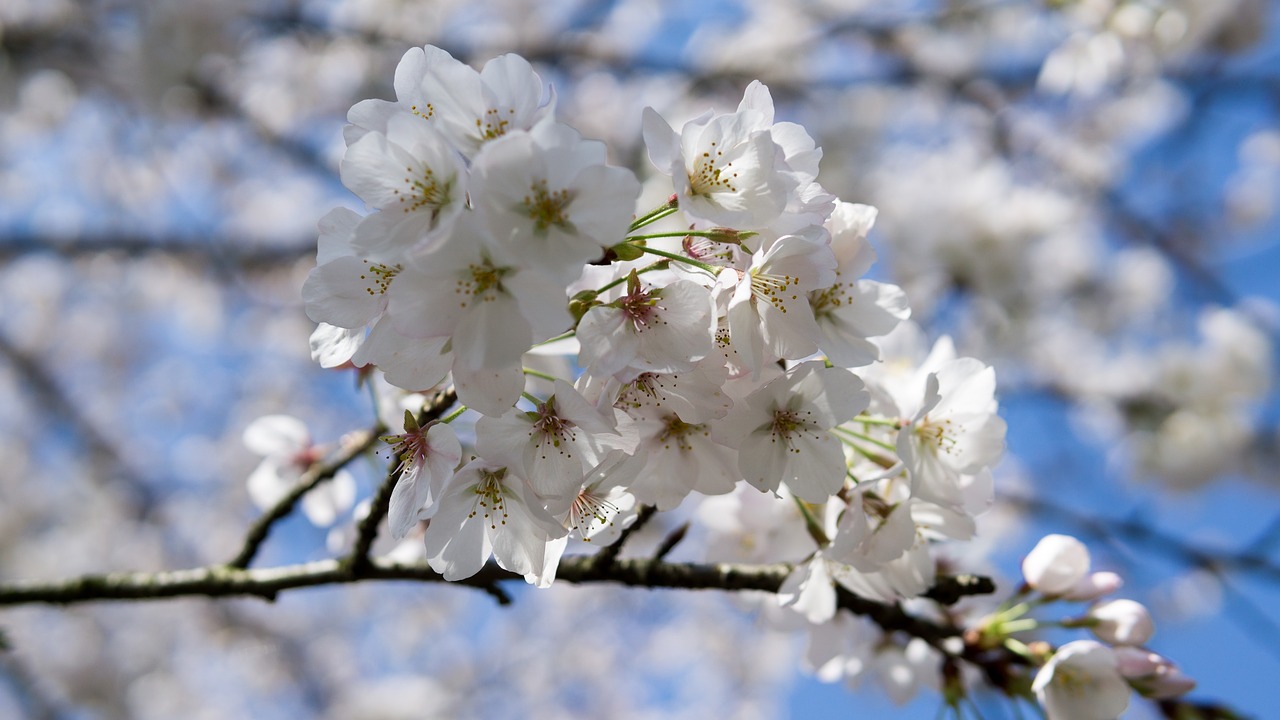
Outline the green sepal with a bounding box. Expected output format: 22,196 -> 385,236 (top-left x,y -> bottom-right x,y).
608,241 -> 646,262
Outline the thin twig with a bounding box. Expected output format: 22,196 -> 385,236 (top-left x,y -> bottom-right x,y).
583,504 -> 656,577
228,425 -> 385,569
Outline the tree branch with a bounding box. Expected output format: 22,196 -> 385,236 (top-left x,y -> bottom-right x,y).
0,554 -> 991,621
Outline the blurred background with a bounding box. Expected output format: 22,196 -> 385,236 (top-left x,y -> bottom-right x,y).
1,0 -> 1279,717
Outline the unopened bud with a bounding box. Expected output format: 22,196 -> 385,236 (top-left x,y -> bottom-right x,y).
607,241 -> 645,262
1088,599 -> 1154,646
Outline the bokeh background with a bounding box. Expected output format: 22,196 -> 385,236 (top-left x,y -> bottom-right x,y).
1,0 -> 1279,717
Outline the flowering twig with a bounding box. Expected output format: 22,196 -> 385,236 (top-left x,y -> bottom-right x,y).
346,387 -> 459,570
228,424 -> 385,569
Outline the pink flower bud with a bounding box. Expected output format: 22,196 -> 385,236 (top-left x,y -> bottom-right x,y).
1113,647 -> 1195,698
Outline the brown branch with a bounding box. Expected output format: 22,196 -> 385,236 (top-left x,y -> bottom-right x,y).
0,235 -> 315,269
0,555 -> 991,621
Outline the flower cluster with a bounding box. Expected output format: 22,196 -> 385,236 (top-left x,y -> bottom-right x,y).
977,534 -> 1196,719
302,45 -> 1002,595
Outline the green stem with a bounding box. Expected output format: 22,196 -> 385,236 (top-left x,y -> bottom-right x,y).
832,426 -> 898,453
521,367 -> 560,384
635,245 -> 720,274
852,414 -> 903,429
792,496 -> 831,546
594,262 -> 668,295
440,405 -> 468,424
998,618 -> 1040,634
535,330 -> 577,346
627,230 -> 745,241
628,201 -> 679,232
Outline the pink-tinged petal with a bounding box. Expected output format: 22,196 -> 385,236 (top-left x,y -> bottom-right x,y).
340,131 -> 416,208
301,469 -> 356,527
316,207 -> 362,265
302,256 -> 388,328
778,555 -> 836,624
641,106 -> 680,173
453,360 -> 524,418
452,292 -> 532,369
243,415 -> 310,456
781,430 -> 847,503
738,427 -> 789,495
578,305 -> 640,376
246,459 -> 294,510
309,323 -> 363,368
345,99 -> 399,141
352,319 -> 451,392
385,263 -> 463,339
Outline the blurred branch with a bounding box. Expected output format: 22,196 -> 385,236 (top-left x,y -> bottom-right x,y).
999,492 -> 1280,583
0,331 -> 157,518
0,235 -> 314,269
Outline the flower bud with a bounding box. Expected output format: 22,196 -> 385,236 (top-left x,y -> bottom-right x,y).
607,241 -> 646,262
1113,647 -> 1196,698
1063,571 -> 1123,601
1033,640 -> 1130,720
1088,599 -> 1154,646
1022,534 -> 1091,596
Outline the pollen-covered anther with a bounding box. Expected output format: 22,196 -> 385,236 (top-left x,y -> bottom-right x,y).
477,106 -> 517,140
473,469 -> 511,529
359,261 -> 402,296
398,165 -> 448,215
750,271 -> 801,312
809,279 -> 853,314
618,288 -> 662,331
657,414 -> 704,452
521,179 -> 575,234
569,490 -> 620,539
688,141 -> 737,197
917,417 -> 960,455
455,262 -> 507,308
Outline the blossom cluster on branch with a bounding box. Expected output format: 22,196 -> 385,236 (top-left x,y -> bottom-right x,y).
282,45 -> 1197,717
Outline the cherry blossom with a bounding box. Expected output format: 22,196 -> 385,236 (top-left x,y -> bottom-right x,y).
722,362 -> 867,503
1032,640 -> 1131,720
421,459 -> 568,586
383,411 -> 463,538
